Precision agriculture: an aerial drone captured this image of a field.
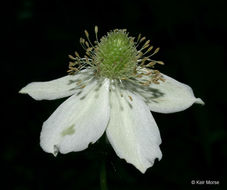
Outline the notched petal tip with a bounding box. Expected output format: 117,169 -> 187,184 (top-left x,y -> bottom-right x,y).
138,152 -> 162,174
53,145 -> 59,157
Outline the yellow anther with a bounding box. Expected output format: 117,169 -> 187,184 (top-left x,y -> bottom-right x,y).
136,52 -> 143,59
69,62 -> 76,67
95,26 -> 98,34
156,61 -> 164,65
85,41 -> 90,47
80,38 -> 85,44
152,47 -> 160,55
153,70 -> 160,74
76,80 -> 82,85
144,71 -> 152,76
143,44 -> 150,49
159,77 -> 165,82
145,46 -> 154,54
75,51 -> 80,58
80,85 -> 86,89
137,73 -> 143,78
86,47 -> 93,52
140,37 -> 146,43
86,51 -> 91,56
68,54 -> 76,60
136,33 -> 141,43
84,30 -> 89,38
128,95 -> 133,101
141,57 -> 149,62
152,80 -> 160,84
147,61 -> 156,67
144,40 -> 150,46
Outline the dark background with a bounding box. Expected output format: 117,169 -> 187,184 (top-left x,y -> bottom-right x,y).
3,0 -> 227,189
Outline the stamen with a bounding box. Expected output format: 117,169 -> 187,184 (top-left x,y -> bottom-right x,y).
153,47 -> 160,54
143,46 -> 154,55
153,70 -> 160,74
95,25 -> 99,43
140,37 -> 146,43
156,61 -> 164,65
136,36 -> 146,48
136,73 -> 143,78
68,54 -> 76,60
152,79 -> 160,84
136,33 -> 141,44
159,77 -> 165,82
85,41 -> 90,48
76,80 -> 82,85
136,52 -> 143,59
80,38 -> 87,50
79,85 -> 86,89
128,95 -> 133,101
67,27 -> 165,86
144,40 -> 150,46
144,71 -> 152,76
139,43 -> 150,51
147,61 -> 156,67
84,29 -> 95,48
67,67 -> 79,75
140,57 -> 149,67
86,51 -> 91,56
147,47 -> 160,58
84,30 -> 89,39
69,61 -> 76,67
75,51 -> 80,58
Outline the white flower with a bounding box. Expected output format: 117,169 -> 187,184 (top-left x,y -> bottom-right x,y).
19,27 -> 204,173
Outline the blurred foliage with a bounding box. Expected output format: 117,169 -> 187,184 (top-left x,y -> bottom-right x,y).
3,0 -> 227,189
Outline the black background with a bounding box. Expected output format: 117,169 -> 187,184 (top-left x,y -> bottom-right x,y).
3,0 -> 227,189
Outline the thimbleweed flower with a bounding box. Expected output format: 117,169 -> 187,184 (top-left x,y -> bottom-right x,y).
19,27 -> 204,173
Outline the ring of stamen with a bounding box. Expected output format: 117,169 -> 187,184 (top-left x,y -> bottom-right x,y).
67,26 -> 165,87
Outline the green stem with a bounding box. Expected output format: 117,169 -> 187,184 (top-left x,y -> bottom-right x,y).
100,159 -> 108,190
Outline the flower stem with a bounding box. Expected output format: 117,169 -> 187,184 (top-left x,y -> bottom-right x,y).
100,158 -> 108,190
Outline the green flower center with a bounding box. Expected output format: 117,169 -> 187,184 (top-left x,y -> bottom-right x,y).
93,30 -> 137,79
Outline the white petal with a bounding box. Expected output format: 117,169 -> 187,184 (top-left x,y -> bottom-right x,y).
40,79 -> 110,154
19,69 -> 93,100
135,69 -> 204,113
106,89 -> 162,173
